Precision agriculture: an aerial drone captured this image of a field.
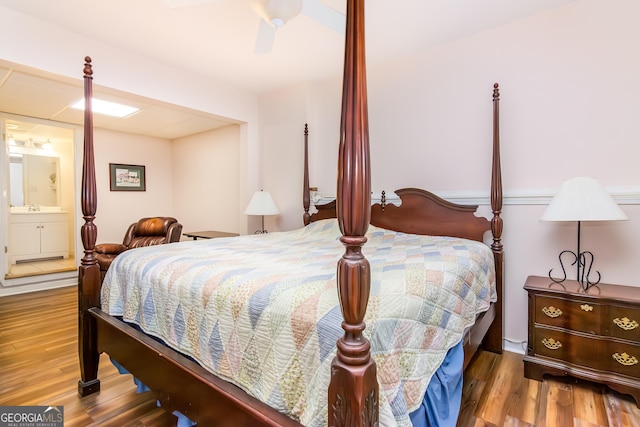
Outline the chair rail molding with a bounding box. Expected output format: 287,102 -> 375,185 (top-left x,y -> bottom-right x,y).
317,186 -> 640,207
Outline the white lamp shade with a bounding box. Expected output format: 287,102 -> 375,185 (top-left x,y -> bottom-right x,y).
245,190 -> 280,216
541,177 -> 628,222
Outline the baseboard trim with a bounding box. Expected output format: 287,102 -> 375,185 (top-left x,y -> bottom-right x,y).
503,339 -> 526,355
0,272 -> 76,296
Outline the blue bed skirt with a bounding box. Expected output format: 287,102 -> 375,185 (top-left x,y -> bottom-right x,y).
111,324 -> 463,427
410,340 -> 463,427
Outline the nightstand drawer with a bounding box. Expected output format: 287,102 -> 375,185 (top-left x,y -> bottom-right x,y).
533,295 -> 604,334
532,327 -> 640,379
607,305 -> 640,341
533,295 -> 640,342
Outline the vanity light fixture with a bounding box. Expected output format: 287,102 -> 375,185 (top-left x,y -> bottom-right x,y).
10,137 -> 53,150
71,98 -> 139,118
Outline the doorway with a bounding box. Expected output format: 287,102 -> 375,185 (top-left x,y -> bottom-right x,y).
2,115 -> 76,281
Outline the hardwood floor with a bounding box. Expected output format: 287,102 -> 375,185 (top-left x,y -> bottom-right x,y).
459,350 -> 640,426
0,285 -> 176,426
1,286 -> 639,426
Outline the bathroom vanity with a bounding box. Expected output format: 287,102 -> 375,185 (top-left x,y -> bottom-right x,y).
8,210 -> 69,264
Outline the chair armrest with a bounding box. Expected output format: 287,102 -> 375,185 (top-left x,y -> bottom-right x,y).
95,243 -> 127,255
167,222 -> 183,243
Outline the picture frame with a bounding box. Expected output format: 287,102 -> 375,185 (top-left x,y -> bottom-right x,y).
109,163 -> 146,191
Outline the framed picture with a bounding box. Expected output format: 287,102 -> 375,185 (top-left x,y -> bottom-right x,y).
109,163 -> 146,191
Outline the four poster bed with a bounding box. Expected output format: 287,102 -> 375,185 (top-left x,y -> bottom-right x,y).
77,1 -> 504,426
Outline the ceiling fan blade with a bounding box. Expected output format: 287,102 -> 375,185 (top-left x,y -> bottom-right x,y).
302,0 -> 345,33
254,19 -> 276,54
161,0 -> 221,8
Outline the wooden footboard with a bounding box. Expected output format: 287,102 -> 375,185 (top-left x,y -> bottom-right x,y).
90,308 -> 302,426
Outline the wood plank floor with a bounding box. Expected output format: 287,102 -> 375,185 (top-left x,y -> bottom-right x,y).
1,286 -> 639,426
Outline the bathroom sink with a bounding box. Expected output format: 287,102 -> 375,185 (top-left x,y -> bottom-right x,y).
10,206 -> 64,213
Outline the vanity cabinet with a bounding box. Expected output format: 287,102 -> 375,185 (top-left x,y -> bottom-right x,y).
8,212 -> 69,263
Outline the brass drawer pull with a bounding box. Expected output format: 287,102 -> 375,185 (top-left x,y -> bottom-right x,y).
613,317 -> 639,331
612,352 -> 638,366
542,306 -> 563,318
542,338 -> 562,350
580,304 -> 593,312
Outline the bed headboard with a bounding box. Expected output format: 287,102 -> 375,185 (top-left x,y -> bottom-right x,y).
308,187 -> 492,241
303,83 -> 503,245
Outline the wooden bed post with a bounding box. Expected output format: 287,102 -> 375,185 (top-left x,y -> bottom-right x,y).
328,0 -> 378,426
303,123 -> 311,225
77,56 -> 101,396
483,83 -> 504,354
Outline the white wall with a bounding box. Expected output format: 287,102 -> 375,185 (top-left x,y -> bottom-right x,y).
76,126 -> 243,246
91,129 -> 174,244
257,0 -> 640,349
258,82 -> 344,230
172,125 -> 242,237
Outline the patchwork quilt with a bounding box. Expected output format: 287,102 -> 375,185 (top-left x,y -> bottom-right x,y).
102,219 -> 496,426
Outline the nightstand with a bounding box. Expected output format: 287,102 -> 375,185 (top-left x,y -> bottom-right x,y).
183,230 -> 239,240
523,275 -> 640,407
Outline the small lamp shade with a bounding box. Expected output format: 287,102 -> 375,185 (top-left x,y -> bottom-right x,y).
245,190 -> 279,234
541,177 -> 627,289
245,190 -> 279,216
541,177 -> 627,222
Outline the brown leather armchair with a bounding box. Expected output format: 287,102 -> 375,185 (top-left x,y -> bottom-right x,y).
95,217 -> 183,281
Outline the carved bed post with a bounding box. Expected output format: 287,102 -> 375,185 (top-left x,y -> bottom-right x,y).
484,83 -> 504,354
303,123 -> 311,225
328,0 -> 378,425
77,56 -> 101,396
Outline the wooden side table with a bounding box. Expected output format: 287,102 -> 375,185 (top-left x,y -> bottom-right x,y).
523,275 -> 640,407
183,230 -> 239,240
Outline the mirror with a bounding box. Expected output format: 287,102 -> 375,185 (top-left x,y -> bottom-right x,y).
5,118 -> 74,211
9,152 -> 60,207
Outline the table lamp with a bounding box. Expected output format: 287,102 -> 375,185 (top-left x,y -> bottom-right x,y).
541,177 -> 627,290
245,190 -> 279,234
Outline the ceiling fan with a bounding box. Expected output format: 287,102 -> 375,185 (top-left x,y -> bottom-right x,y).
162,0 -> 345,54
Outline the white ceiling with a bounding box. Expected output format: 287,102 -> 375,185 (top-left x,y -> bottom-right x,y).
0,61 -> 238,142
0,0 -> 579,140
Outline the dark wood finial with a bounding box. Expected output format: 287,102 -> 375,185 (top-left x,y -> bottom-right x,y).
83,57 -> 93,78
